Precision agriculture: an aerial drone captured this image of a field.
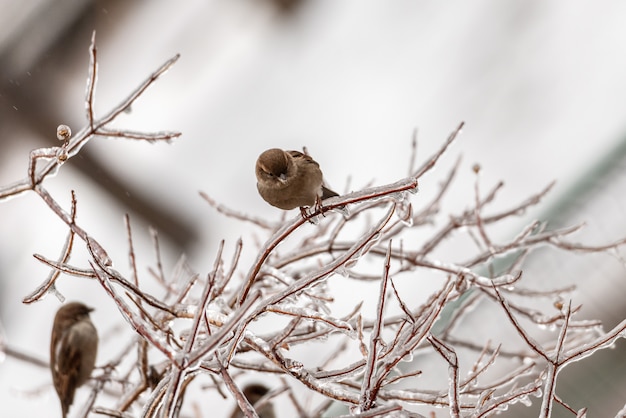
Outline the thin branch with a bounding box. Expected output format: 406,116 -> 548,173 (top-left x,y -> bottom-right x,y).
412,121 -> 464,178
86,30 -> 98,127
428,335 -> 460,418
0,34 -> 180,200
95,127 -> 180,142
360,240 -> 393,411
200,191 -> 276,230
491,283 -> 550,362
23,190 -> 79,303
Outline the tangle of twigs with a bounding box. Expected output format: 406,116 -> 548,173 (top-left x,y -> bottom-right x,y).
2,32 -> 626,418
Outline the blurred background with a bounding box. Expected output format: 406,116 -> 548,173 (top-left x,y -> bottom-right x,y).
1,1 -> 626,417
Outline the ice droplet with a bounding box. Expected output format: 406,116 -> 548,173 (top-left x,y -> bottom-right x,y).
56,124 -> 72,141
56,148 -> 68,162
399,214 -> 413,227
536,322 -> 558,332
395,199 -> 413,227
329,204 -> 350,218
388,191 -> 406,204
532,387 -> 542,398
285,359 -> 303,372
400,350 -> 414,362
88,236 -> 113,267
335,267 -> 350,278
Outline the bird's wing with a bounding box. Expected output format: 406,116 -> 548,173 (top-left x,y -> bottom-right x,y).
54,330 -> 82,414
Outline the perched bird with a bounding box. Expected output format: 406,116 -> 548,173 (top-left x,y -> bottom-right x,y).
229,384 -> 276,418
255,148 -> 339,212
50,302 -> 99,418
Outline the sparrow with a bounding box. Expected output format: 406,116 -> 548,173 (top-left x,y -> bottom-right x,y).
50,302 -> 99,418
229,384 -> 276,418
255,148 -> 339,212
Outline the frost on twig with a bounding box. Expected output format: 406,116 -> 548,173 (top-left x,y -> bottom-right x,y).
0,30 -> 180,201
2,32 -> 626,418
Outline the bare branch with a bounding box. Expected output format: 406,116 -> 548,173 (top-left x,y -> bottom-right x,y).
4,36 -> 624,417
360,240 -> 393,411
428,335 -> 460,418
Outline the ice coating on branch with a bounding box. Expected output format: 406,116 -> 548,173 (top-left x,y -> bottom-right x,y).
56,147 -> 68,163
175,352 -> 190,369
400,350 -> 414,362
179,304 -> 227,327
332,204 -> 350,217
212,295 -> 231,313
246,332 -> 271,353
344,258 -> 358,269
284,358 -> 303,372
344,233 -> 381,268
511,385 -> 542,409
349,178 -> 417,206
334,266 -> 350,278
272,304 -> 356,338
563,326 -> 626,365
56,124 -> 72,141
387,191 -> 407,204
395,197 -> 413,227
261,265 -> 295,284
88,236 -> 112,266
176,303 -> 198,317
49,285 -> 66,303
395,190 -> 410,203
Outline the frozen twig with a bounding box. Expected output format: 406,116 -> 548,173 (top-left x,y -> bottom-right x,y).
360,240 -> 393,411
0,33 -> 180,201
22,190 -> 79,303
412,121 -> 464,178
428,335 -> 460,418
221,365 -> 260,418
200,191 -> 276,230
3,37 -> 625,416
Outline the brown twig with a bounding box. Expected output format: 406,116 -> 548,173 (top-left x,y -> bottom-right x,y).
360,240 -> 393,411
4,39 -> 625,417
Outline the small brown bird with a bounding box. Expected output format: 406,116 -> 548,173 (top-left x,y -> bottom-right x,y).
229,384 -> 276,418
255,148 -> 338,212
50,302 -> 99,418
